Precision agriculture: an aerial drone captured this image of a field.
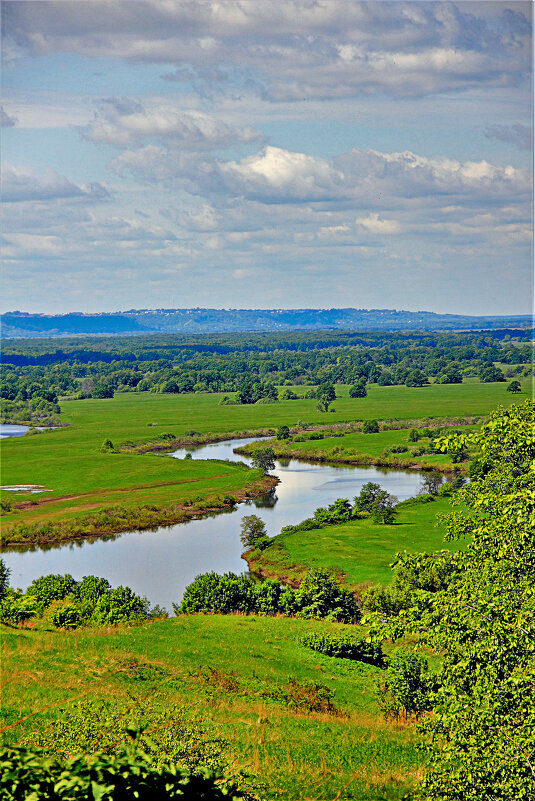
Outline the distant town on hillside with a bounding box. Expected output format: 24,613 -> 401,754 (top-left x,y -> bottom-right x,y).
1,307 -> 532,338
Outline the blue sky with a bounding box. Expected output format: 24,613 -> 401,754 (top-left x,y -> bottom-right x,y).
1,0 -> 533,316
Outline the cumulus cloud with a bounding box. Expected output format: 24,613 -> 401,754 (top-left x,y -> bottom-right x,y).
3,1 -> 530,99
2,164 -> 109,203
80,97 -> 261,148
106,139 -> 531,217
484,123 -> 533,151
217,146 -> 345,203
356,213 -> 401,234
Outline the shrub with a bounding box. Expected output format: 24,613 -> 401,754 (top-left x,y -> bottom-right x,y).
362,419 -> 379,433
177,572 -> 254,615
26,574 -> 78,611
0,743 -> 245,800
294,569 -> 361,623
380,651 -> 433,720
299,631 -> 383,665
265,677 -> 339,715
51,602 -> 81,629
90,586 -> 150,626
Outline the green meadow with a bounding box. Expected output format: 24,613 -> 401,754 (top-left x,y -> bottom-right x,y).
247,496 -> 459,590
0,380 -> 524,540
2,614 -> 423,801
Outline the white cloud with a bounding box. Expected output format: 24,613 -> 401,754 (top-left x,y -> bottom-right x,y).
4,1 -> 530,100
356,213 -> 401,234
81,97 -> 261,148
2,164 -> 109,203
217,146 -> 345,202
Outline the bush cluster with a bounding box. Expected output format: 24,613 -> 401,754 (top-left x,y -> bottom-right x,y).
176,569 -> 360,624
299,631 -> 384,666
0,743 -> 246,801
0,565 -> 157,628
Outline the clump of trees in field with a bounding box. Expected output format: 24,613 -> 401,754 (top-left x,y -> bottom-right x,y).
176,568 -> 361,624
2,329 -> 529,423
0,567 -> 162,628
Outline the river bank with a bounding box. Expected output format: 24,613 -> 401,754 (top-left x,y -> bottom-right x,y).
1,472 -> 278,548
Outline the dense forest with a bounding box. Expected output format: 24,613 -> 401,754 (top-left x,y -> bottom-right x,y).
1,329 -> 531,425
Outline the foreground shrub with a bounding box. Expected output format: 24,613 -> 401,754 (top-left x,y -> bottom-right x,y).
294,569 -> 361,623
0,742 -> 246,800
379,651 -> 434,720
300,630 -> 383,665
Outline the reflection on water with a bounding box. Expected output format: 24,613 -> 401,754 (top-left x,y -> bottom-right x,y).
2,436 -> 425,611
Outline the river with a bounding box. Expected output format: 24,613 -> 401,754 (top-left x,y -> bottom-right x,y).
2,437 -> 426,612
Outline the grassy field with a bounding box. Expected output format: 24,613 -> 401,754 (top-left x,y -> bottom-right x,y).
237,426 -> 477,471
0,380 -> 524,541
1,614 -> 423,801
247,496 -> 458,590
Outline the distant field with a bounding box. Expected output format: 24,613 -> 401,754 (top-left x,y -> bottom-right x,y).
0,380 -> 525,536
248,495 -> 459,589
2,614 -> 422,800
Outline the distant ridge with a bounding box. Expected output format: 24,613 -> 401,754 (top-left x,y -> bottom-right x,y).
1,308 -> 532,338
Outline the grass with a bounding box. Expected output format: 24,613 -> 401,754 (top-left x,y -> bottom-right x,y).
238,426 -> 480,471
0,380 -> 523,541
1,614 -> 422,800
247,496 -> 460,590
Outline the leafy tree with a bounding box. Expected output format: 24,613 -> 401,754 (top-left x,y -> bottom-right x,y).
393,401 -> 535,799
0,559 -> 10,600
250,447 -> 276,474
404,369 -> 429,387
419,470 -> 443,495
371,491 -> 398,524
479,364 -> 505,383
239,514 -> 269,551
276,425 -> 290,440
349,378 -> 367,398
380,652 -> 433,720
354,482 -> 383,513
507,379 -> 522,393
294,569 -> 360,623
92,382 -> 114,399
26,574 -> 78,611
315,381 -> 336,412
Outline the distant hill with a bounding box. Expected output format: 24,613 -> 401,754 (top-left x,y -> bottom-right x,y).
1,308 -> 532,338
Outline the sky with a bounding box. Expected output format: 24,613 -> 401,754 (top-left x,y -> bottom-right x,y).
1,0 -> 533,316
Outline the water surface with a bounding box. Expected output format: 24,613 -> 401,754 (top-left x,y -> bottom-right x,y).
2,437 -> 425,611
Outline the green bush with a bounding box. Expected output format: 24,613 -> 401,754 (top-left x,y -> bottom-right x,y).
299,631 -> 383,665
380,651 -> 433,720
51,602 -> 81,630
177,569 -> 359,622
362,419 -> 379,433
0,743 -> 245,800
294,569 -> 361,623
26,574 -> 78,611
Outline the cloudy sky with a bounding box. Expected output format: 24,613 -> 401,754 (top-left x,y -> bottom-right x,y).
2,0 -> 533,316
